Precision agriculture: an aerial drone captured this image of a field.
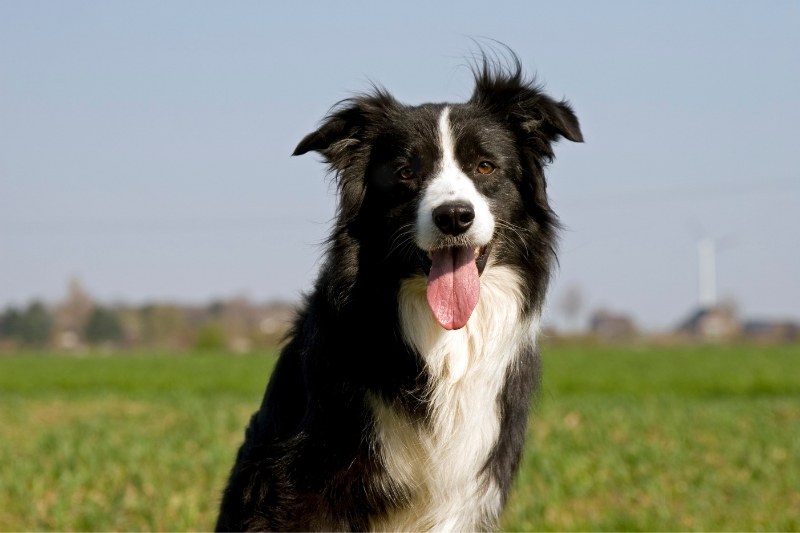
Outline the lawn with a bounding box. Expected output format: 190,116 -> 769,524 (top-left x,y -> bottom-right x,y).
1,343 -> 798,531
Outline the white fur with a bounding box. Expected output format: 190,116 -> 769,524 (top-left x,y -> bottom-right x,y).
370,264 -> 538,532
416,107 -> 495,251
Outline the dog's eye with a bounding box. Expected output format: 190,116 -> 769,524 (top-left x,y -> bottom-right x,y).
398,167 -> 414,180
476,161 -> 496,175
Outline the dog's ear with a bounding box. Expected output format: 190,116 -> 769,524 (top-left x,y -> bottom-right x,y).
470,62 -> 583,158
292,90 -> 398,170
523,94 -> 583,144
292,106 -> 363,157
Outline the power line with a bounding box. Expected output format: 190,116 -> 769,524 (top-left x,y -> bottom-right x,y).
555,177 -> 800,210
0,214 -> 333,235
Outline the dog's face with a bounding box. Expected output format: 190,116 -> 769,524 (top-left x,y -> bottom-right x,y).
294,65 -> 582,329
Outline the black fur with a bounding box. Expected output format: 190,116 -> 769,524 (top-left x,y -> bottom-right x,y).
216,52 -> 581,531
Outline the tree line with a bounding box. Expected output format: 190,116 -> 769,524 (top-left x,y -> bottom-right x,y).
0,301 -> 123,346
0,280 -> 294,352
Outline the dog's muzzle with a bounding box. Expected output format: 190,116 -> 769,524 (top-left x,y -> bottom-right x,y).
418,201 -> 493,330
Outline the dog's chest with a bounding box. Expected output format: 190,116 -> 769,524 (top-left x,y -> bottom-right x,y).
369,266 -> 534,531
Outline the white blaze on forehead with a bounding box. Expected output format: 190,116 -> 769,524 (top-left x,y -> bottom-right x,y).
438,106 -> 459,172
415,107 -> 495,251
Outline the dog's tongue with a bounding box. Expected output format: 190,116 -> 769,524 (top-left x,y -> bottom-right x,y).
426,246 -> 480,330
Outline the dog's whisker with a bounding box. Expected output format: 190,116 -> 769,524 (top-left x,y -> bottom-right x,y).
495,219 -> 533,257
387,224 -> 416,254
386,227 -> 417,263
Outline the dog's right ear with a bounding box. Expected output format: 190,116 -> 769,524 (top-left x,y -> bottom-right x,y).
292,106 -> 363,157
292,90 -> 398,171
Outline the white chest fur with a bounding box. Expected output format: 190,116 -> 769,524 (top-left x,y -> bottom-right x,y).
370,265 -> 537,532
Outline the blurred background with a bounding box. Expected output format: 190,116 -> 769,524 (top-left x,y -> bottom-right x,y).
1,0 -> 799,347
2,3 -> 799,532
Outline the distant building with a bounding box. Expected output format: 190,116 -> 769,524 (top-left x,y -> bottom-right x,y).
590,310 -> 637,340
676,305 -> 741,341
743,320 -> 799,343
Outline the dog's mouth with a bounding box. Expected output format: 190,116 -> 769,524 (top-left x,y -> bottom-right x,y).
418,243 -> 492,331
420,244 -> 491,277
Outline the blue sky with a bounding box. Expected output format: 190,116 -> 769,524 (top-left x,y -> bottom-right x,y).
1,1 -> 798,330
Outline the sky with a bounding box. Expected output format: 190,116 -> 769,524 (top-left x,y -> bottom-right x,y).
1,1 -> 798,331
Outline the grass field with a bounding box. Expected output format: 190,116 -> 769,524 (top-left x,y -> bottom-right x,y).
1,343 -> 798,531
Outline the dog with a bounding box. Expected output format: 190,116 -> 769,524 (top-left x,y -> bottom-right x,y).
216,53 -> 582,531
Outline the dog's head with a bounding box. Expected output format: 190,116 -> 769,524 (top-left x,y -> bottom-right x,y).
294,57 -> 582,329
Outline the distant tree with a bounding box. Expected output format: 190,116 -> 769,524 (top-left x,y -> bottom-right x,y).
207,301 -> 225,318
115,307 -> 143,346
220,297 -> 254,340
559,283 -> 585,332
84,306 -> 124,344
139,304 -> 187,348
0,307 -> 22,339
193,323 -> 226,352
17,301 -> 54,346
55,277 -> 94,340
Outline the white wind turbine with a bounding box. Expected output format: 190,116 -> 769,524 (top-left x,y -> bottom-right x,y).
689,219 -> 736,310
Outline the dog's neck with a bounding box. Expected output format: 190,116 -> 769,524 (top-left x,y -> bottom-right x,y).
367,264 -> 538,531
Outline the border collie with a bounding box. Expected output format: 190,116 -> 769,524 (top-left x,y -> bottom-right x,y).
216,53 -> 582,531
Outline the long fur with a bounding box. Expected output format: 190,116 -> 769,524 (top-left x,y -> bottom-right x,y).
215,52 -> 582,532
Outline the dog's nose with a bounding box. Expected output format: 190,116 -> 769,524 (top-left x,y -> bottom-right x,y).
432,202 -> 475,235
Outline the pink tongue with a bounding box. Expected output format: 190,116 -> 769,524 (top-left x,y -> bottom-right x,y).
426,247 -> 480,330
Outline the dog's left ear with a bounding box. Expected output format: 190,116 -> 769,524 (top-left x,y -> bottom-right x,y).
470,68 -> 583,150
524,94 -> 583,144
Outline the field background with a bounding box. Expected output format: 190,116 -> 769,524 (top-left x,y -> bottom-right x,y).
1,343 -> 798,531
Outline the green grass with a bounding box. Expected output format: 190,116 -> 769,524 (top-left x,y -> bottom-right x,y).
508,343 -> 800,531
1,344 -> 798,531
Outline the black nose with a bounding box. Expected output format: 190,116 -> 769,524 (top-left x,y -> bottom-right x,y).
433,202 -> 475,235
